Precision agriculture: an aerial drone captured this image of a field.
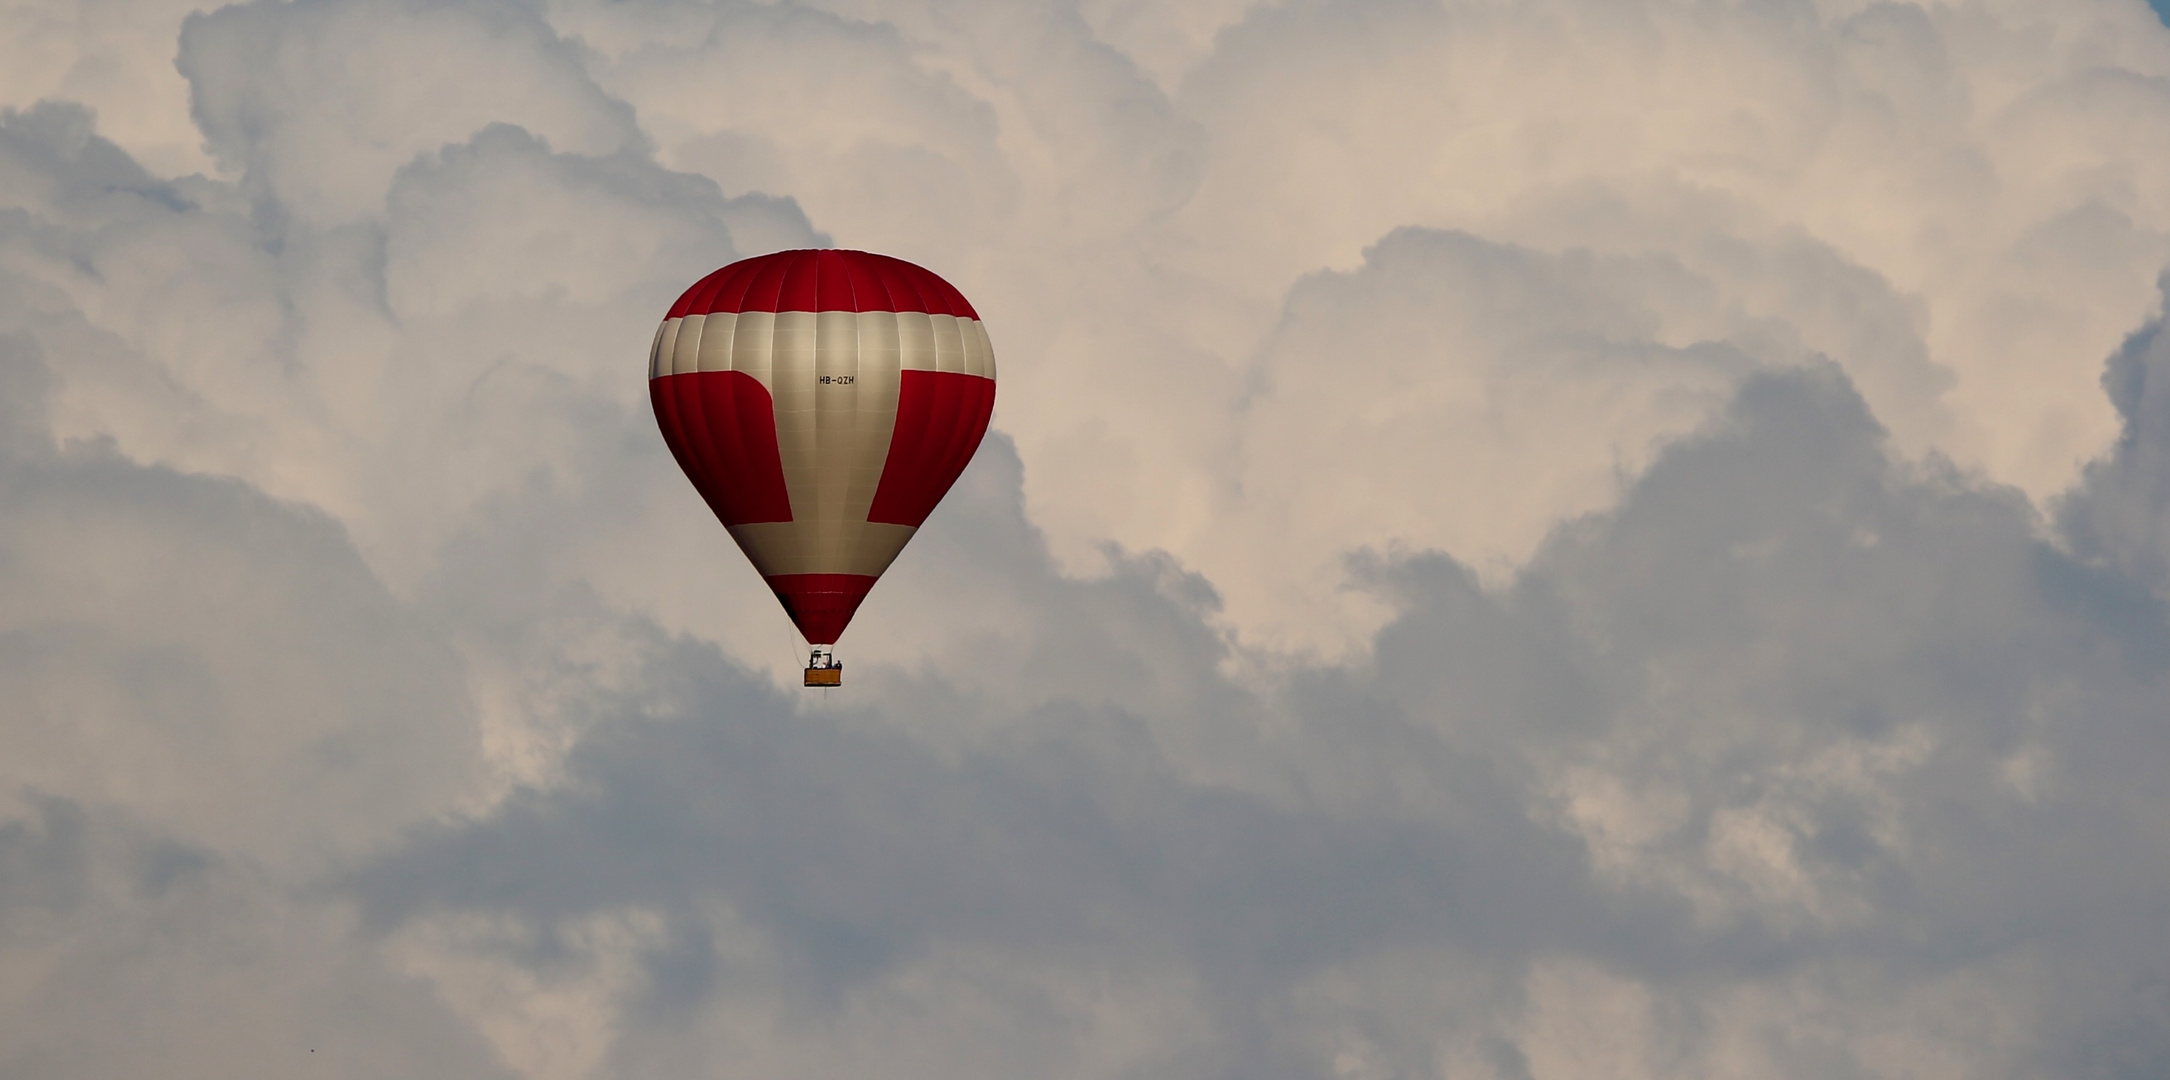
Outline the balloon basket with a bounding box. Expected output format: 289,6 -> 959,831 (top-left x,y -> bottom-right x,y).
804,645 -> 842,687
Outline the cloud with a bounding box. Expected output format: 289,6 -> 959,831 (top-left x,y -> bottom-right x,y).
1217,226 -> 1771,646
0,797 -> 518,1080
0,327 -> 480,865
0,332 -> 515,1077
178,0 -> 643,225
0,0 -> 222,176
2061,274 -> 2170,588
349,362 -> 2170,1078
586,0 -> 1022,255
1169,0 -> 2170,519
1,0 -> 2168,1076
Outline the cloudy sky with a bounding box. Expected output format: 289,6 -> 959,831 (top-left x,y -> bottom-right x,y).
4,0 -> 2170,1076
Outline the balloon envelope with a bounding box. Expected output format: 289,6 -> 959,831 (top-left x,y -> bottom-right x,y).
648,249 -> 997,644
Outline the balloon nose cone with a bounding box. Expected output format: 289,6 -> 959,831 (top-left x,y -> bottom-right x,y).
767,573 -> 878,645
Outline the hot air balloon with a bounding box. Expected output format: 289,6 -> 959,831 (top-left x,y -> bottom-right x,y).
648,249 -> 997,686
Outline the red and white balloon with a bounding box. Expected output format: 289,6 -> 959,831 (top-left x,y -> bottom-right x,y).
649,249 -> 996,648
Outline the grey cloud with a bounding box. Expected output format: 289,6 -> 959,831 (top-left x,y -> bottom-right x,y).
799,0 -> 1200,230
2061,276 -> 2170,591
0,335 -> 483,863
0,798 -> 516,1080
0,338 -> 516,1077
1,94 -> 820,592
589,0 -> 1030,257
0,0 -> 221,177
382,122 -> 812,318
179,0 -> 644,224
352,449 -> 1612,1079
1223,226 -> 1769,633
1174,0 -> 2170,500
3,0 -> 2168,1076
0,100 -> 179,220
348,361 -> 2170,1077
1207,218 -> 1956,648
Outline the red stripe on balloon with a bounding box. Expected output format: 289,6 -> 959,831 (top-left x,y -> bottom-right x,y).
866,370 -> 995,527
936,374 -> 996,499
844,252 -> 886,310
765,573 -> 879,645
650,368 -> 705,503
777,252 -> 815,312
665,366 -> 731,519
650,371 -> 793,525
669,250 -> 980,318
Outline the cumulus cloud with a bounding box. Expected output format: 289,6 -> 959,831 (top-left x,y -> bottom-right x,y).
0,346 -> 479,864
1,0 -> 2169,1076
0,0 -> 221,175
179,0 -> 643,226
0,330 -> 509,1078
354,363 -> 2170,1078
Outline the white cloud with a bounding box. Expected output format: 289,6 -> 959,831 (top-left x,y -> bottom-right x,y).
0,0 -> 222,176
1217,227 -> 1770,648
0,335 -> 481,865
179,0 -> 643,225
341,363 -> 2170,1078
541,0 -> 2170,653
1,0 -> 2168,1076
1163,0 -> 2170,571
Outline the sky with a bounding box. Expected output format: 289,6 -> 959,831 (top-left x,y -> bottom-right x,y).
2,0 -> 2169,1077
